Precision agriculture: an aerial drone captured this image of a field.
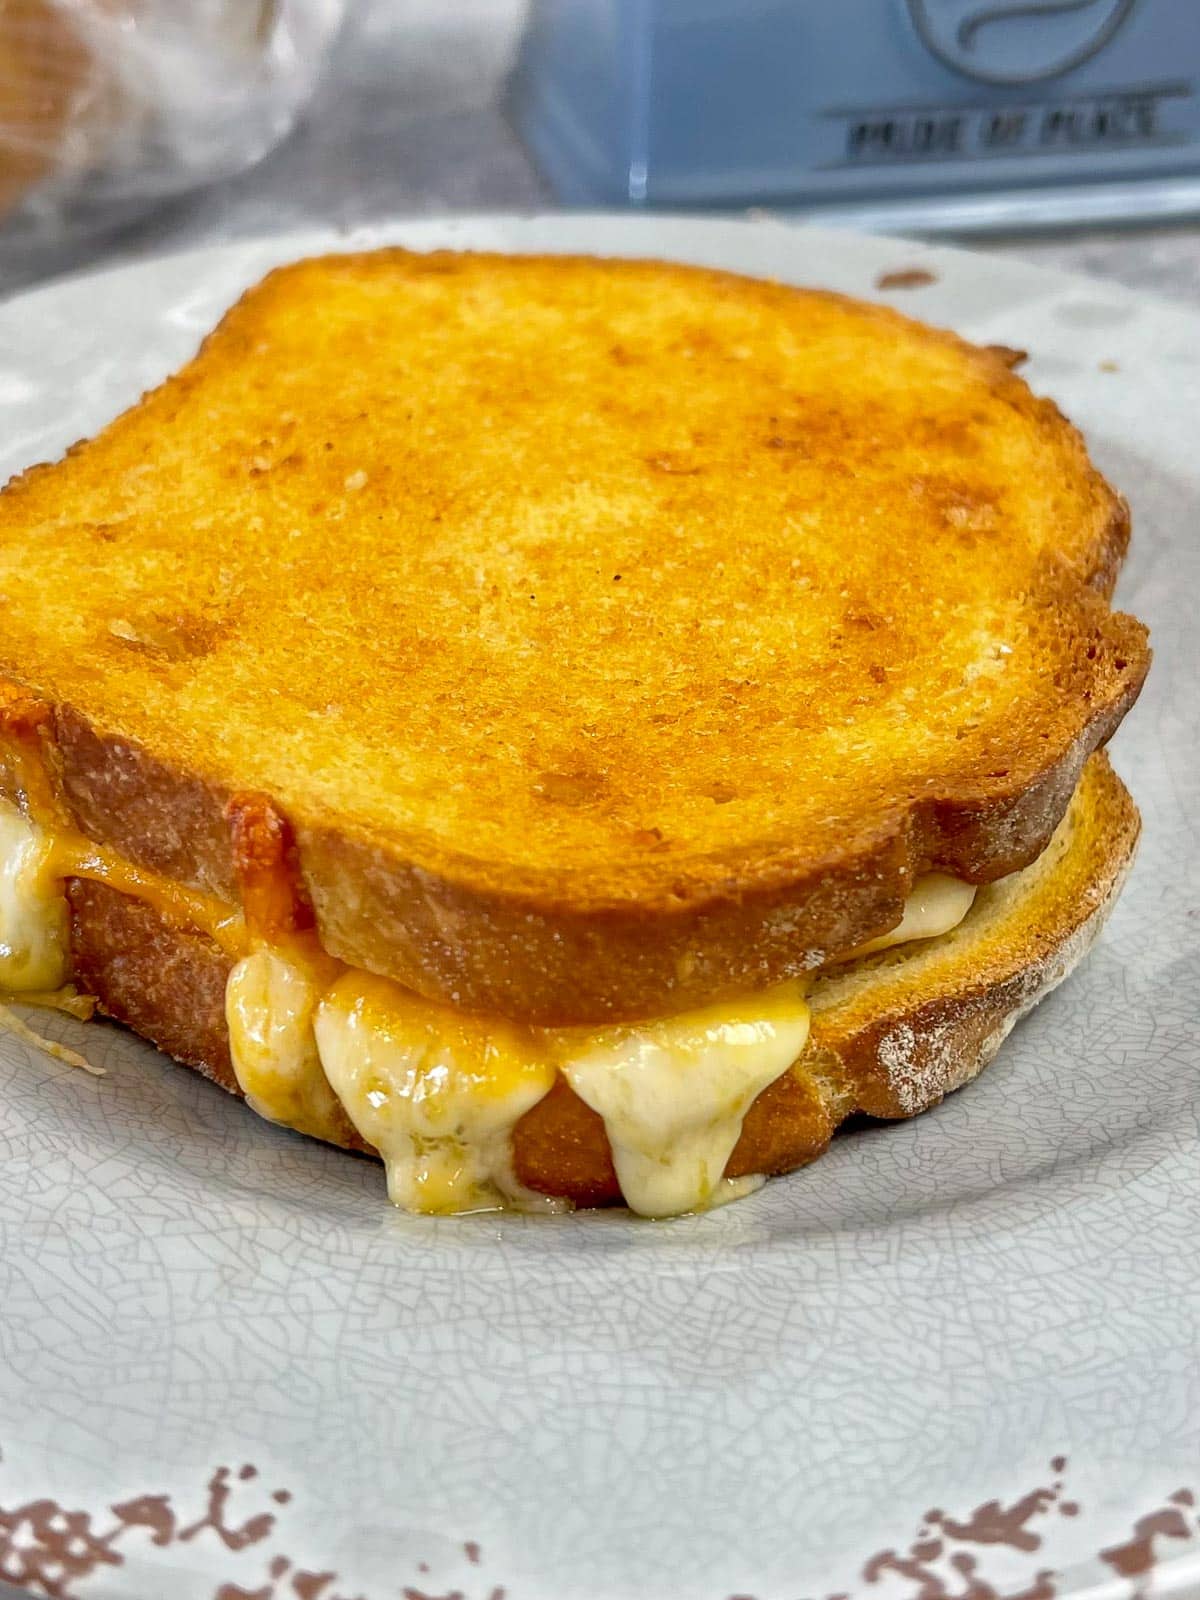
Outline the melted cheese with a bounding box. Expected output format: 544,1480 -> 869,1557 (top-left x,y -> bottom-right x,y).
232,962 -> 809,1219
226,944 -> 346,1141
555,982 -> 811,1217
49,839 -> 245,956
0,804 -> 70,992
0,799 -> 981,1218
0,797 -> 244,958
219,872 -> 973,1217
846,872 -> 976,960
313,973 -> 560,1214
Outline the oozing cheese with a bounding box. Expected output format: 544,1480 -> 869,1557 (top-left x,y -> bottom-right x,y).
224,956 -> 813,1218
0,799 -> 981,1218
226,944 -> 346,1141
0,805 -> 69,993
229,943 -> 810,1217
847,873 -> 977,960
313,973 -> 560,1214
555,981 -> 811,1217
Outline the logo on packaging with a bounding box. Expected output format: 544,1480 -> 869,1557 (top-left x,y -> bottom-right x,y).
908,0 -> 1136,85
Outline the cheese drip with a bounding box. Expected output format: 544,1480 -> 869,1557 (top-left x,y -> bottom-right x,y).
0,804 -> 69,992
226,944 -> 346,1141
228,947 -> 810,1219
314,973 -> 560,1215
556,982 -> 811,1218
0,800 -> 982,1218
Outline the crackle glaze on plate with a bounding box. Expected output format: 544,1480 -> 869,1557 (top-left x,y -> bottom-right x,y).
0,216 -> 1197,1600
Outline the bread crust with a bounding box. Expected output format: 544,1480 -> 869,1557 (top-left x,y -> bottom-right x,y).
0,249 -> 1149,1023
65,752 -> 1138,1208
22,640 -> 1145,1026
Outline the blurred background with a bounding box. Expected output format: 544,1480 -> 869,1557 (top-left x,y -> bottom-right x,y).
2,0 -> 1200,303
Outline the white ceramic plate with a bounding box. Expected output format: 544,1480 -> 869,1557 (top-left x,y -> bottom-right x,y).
0,215 -> 1196,1600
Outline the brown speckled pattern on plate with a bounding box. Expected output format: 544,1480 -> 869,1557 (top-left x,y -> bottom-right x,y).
0,217 -> 1196,1600
1,1449 -> 1196,1599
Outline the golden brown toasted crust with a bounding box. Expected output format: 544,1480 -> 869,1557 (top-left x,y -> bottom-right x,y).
0,249 -> 1148,1022
64,753 -> 1138,1207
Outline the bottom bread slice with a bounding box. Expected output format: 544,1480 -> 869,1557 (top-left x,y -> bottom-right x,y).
66,751 -> 1139,1209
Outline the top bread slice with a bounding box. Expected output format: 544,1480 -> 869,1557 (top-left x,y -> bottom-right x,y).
0,249 -> 1148,1023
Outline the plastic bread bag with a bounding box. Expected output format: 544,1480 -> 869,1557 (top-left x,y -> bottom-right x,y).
0,0 -> 345,250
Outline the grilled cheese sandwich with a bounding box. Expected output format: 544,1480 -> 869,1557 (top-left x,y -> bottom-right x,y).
0,247 -> 1148,1216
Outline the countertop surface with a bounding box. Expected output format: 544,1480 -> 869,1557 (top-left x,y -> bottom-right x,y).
5,0 -> 1200,310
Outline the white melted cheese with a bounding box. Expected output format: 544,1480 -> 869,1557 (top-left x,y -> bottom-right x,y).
230,961 -> 811,1219
313,973 -> 560,1215
555,982 -> 811,1218
0,803 -> 69,993
849,872 -> 977,959
0,799 -> 980,1219
226,945 -> 347,1141
224,872 -> 976,1218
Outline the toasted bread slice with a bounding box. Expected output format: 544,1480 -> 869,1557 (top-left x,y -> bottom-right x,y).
64,752 -> 1136,1208
0,250 -> 1147,1022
